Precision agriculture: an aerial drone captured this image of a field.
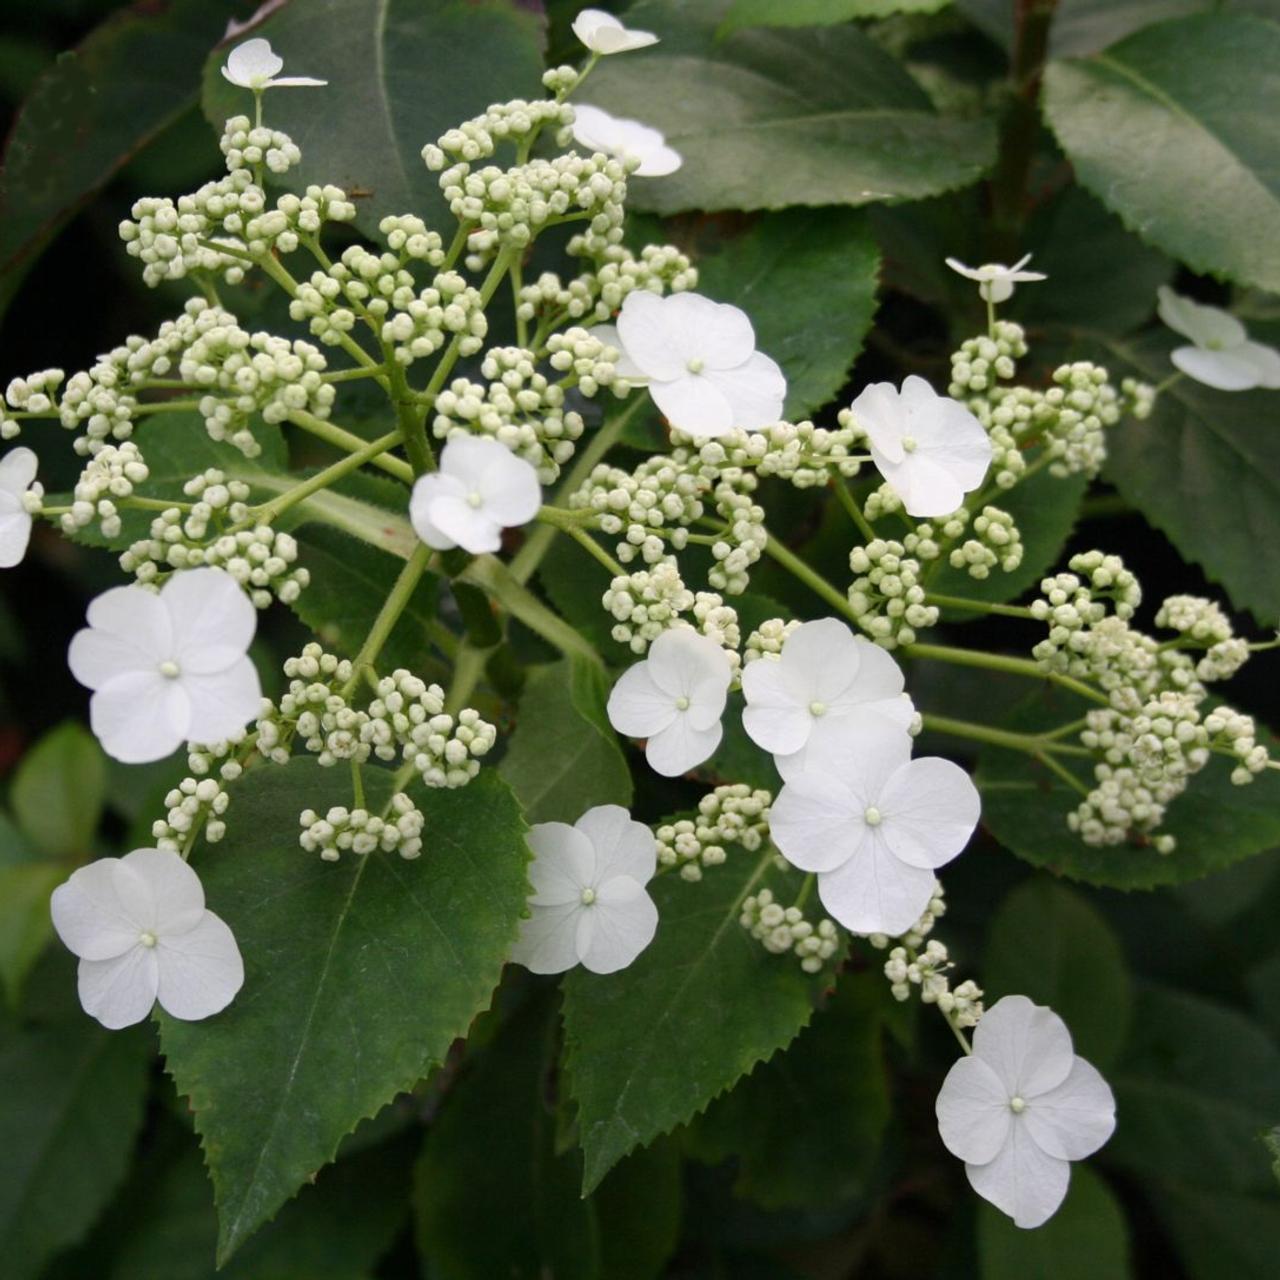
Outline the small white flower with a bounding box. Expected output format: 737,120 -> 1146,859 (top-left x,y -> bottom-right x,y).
511,804 -> 659,974
220,37 -> 327,90
607,627 -> 732,777
571,103 -> 681,176
588,323 -> 649,382
1157,285 -> 1280,391
945,254 -> 1046,303
68,566 -> 262,764
572,8 -> 659,55
0,447 -> 38,568
50,847 -> 244,1029
936,995 -> 1116,1228
741,617 -> 915,780
769,728 -> 980,936
409,435 -> 542,554
852,375 -> 992,517
615,291 -> 786,438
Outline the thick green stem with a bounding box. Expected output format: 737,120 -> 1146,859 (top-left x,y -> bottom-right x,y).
921,713 -> 1090,758
904,642 -> 1109,706
287,409 -> 415,484
387,359 -> 434,476
341,543 -> 433,695
252,429 -> 403,525
925,593 -> 1034,619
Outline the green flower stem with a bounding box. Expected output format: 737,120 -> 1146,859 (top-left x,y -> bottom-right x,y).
251,429 -> 404,525
905,642 -> 1108,706
322,366 -> 389,384
126,495 -> 197,513
351,758 -> 366,810
440,221 -> 473,273
536,506 -> 624,575
832,480 -> 878,543
761,532 -> 858,621
286,408 -> 415,484
387,358 -> 434,476
924,592 -> 1035,619
341,542 -> 434,696
444,641 -> 490,717
511,256 -> 528,349
134,399 -> 202,415
920,712 -> 1091,758
1035,749 -> 1092,797
794,872 -> 815,911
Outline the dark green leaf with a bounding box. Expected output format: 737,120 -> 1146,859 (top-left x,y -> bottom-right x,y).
593,1140 -> 683,1280
0,863 -> 66,1008
1045,0 -> 1280,61
723,0 -> 952,33
1267,1126 -> 1280,1187
10,721 -> 106,858
697,690 -> 782,793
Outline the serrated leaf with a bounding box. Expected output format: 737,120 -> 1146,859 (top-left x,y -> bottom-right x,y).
583,0 -> 997,215
562,849 -> 823,1193
158,757 -> 530,1262
10,721 -> 106,858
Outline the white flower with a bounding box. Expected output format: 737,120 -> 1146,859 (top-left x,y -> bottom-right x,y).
409,435 -> 542,554
68,567 -> 262,764
571,8 -> 658,54
0,447 -> 38,568
588,323 -> 649,382
571,104 -> 681,176
741,617 -> 915,780
851,375 -> 992,517
50,848 -> 244,1029
220,37 -> 327,90
936,995 -> 1116,1228
607,627 -> 732,777
1157,285 -> 1280,391
511,804 -> 659,974
769,729 -> 980,936
945,254 -> 1046,303
615,291 -> 786,439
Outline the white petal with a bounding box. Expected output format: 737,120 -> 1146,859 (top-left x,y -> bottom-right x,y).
155,911 -> 244,1020
646,628 -> 731,701
1023,1057 -> 1116,1160
265,75 -> 327,87
424,494 -> 502,554
1157,286 -> 1245,348
526,823 -> 595,906
511,901 -> 582,973
876,452 -> 967,519
77,947 -> 159,1029
587,325 -> 647,381
877,756 -> 980,870
575,805 -> 656,884
945,257 -> 983,283
666,295 -> 756,371
816,833 -> 937,936
649,374 -> 735,437
81,584 -> 173,667
780,618 -> 862,704
89,671 -> 185,763
409,472 -> 466,550
1171,344 -> 1265,391
936,1054 -> 1014,1164
702,353 -> 786,429
634,141 -> 682,177
973,995 -> 1075,1098
224,38 -> 284,87
0,446 -> 37,493
50,859 -> 143,960
572,9 -> 659,54
769,773 -> 865,873
741,658 -> 812,755
850,382 -> 908,464
164,567 -> 255,661
1234,340 -> 1280,389
966,1122 -> 1071,1229
617,291 -> 690,381
607,661 -> 677,738
776,699 -> 916,783
578,877 -> 658,973
117,848 -> 206,936
0,511 -> 32,568
476,447 -> 542,527
644,715 -> 721,776
180,658 -> 262,745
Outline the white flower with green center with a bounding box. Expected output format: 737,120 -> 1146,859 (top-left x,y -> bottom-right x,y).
614,291 -> 786,439
51,848 -> 244,1029
511,805 -> 659,974
852,375 -> 992,517
936,995 -> 1116,1228
945,254 -> 1046,303
571,8 -> 659,54
768,726 -> 980,936
571,104 -> 682,176
221,38 -> 327,90
68,566 -> 262,763
1157,285 -> 1280,391
607,627 -> 732,776
0,446 -> 38,568
409,435 -> 542,554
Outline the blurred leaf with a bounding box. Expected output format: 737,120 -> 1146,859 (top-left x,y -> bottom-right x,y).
1267,1126 -> 1280,1186
720,1 -> 954,36
0,862 -> 66,1008
984,879 -> 1132,1069
500,656 -> 633,824
593,1140 -> 682,1280
11,721 -> 106,858
200,0 -> 546,240
1043,14 -> 1280,294
159,757 -> 530,1263
0,812 -> 38,868
584,0 -> 997,215
1046,0 -> 1280,60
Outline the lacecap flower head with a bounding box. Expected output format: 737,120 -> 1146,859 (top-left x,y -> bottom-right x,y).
221,37 -> 327,90
571,103 -> 682,177
0,446 -> 39,568
946,254 -> 1046,303
572,8 -> 659,55
1157,285 -> 1280,392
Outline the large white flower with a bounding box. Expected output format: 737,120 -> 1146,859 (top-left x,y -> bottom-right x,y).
50,848 -> 244,1029
571,104 -> 681,176
945,254 -> 1046,303
0,446 -> 38,568
936,995 -> 1116,1229
68,567 -> 262,764
615,291 -> 786,439
571,8 -> 658,54
607,627 -> 732,777
221,37 -> 327,90
741,617 -> 915,780
851,375 -> 992,517
409,435 -> 542,554
511,804 -> 659,974
1157,285 -> 1280,392
769,729 -> 980,936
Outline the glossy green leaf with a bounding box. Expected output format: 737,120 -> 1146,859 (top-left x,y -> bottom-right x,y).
159,757 -> 530,1262
1048,0 -> 1280,60
1043,14 -> 1280,293
0,863 -> 66,1008
10,721 -> 106,858
583,0 -> 997,215
723,0 -> 952,32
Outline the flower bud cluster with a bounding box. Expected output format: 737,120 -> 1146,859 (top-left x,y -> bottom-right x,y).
220,115 -> 301,175
244,186 -> 357,257
655,784 -> 771,882
1121,377 -> 1156,419
424,98 -> 574,169
572,453 -> 707,559
744,617 -> 802,663
1037,362 -> 1121,477
1030,553 -> 1143,672
381,270 -> 488,366
546,327 -> 628,398
152,776 -> 232,851
2,369 -> 64,438
847,538 -> 939,648
948,505 -> 1023,579
695,421 -> 865,488
299,795 -> 426,862
603,562 -> 740,658
706,475 -> 767,595
883,938 -> 984,1027
740,888 -> 841,974
275,646 -> 371,766
60,443 -> 149,538
948,322 -> 1028,397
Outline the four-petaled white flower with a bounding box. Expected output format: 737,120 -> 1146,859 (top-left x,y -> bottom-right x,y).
221,37 -> 327,90
0,447 -> 38,568
68,566 -> 262,764
512,804 -> 659,974
769,727 -> 980,936
409,435 -> 542,554
607,627 -> 732,777
741,617 -> 914,780
572,8 -> 659,55
945,254 -> 1046,303
1157,285 -> 1280,392
936,995 -> 1116,1228
851,375 -> 992,517
615,291 -> 786,438
50,848 -> 245,1029
571,103 -> 682,176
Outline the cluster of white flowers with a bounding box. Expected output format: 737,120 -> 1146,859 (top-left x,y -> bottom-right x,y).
655,784 -> 771,881
59,442 -> 150,538
1,369 -> 64,439
152,775 -> 233,851
884,937 -> 984,1027
739,888 -> 841,973
743,616 -> 802,662
847,537 -> 939,648
220,115 -> 301,175
299,795 -> 425,862
695,420 -> 866,487
603,563 -> 739,658
271,645 -> 372,766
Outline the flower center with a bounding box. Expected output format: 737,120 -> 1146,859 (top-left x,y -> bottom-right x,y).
466,490 -> 484,509
1206,338 -> 1224,351
1009,1095 -> 1027,1114
809,700 -> 827,717
863,805 -> 883,827
138,930 -> 158,948
901,435 -> 918,454
686,357 -> 705,374
158,660 -> 181,679
580,887 -> 597,906
675,695 -> 690,711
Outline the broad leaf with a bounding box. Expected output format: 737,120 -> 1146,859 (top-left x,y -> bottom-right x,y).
159,757 -> 530,1262
0,863 -> 66,1008
10,721 -> 105,858
1043,14 -> 1280,293
721,0 -> 953,37
1047,0 -> 1280,60
583,0 -> 997,215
